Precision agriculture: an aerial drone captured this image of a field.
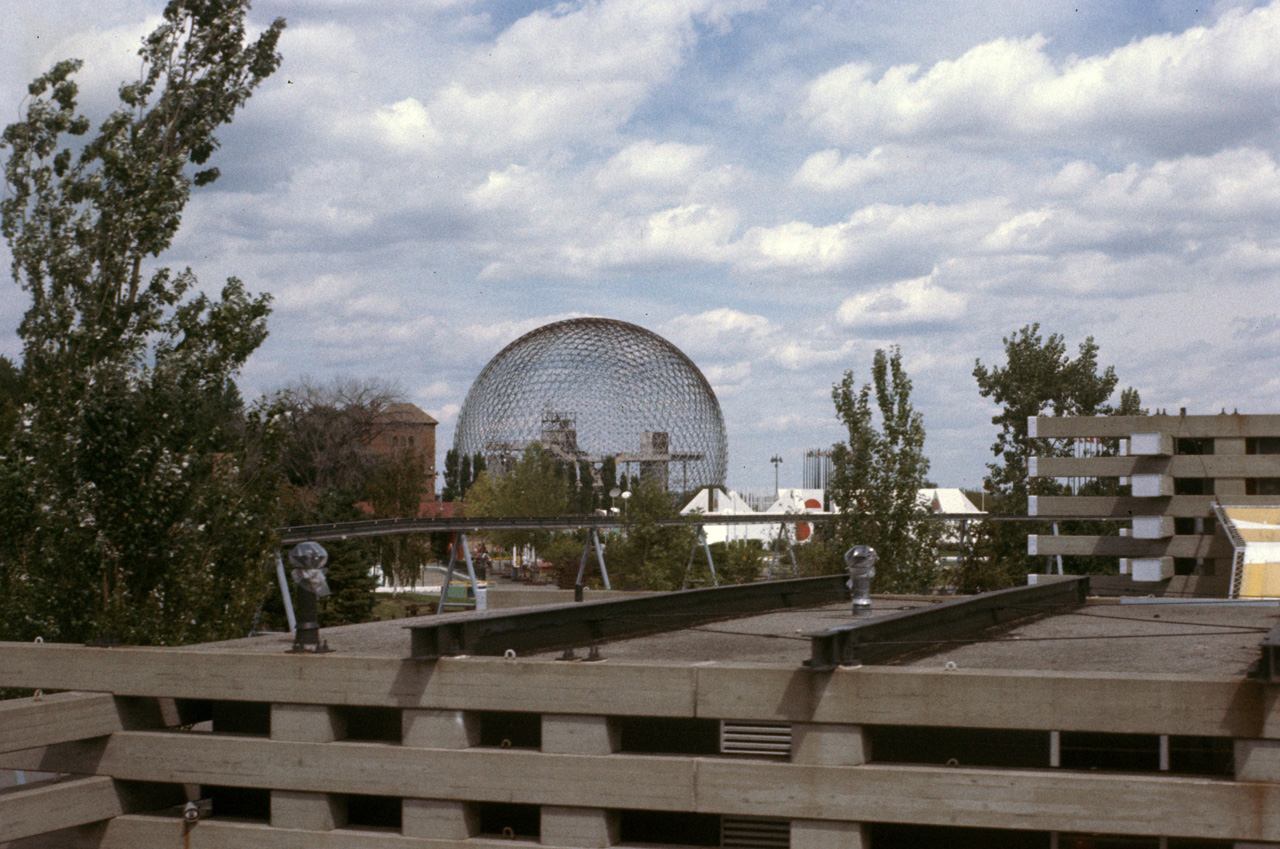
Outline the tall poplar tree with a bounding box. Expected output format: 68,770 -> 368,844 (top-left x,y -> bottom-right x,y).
0,1 -> 287,644
829,347 -> 939,592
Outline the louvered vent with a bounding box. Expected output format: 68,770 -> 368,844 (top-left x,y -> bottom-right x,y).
720,720 -> 792,757
721,816 -> 790,848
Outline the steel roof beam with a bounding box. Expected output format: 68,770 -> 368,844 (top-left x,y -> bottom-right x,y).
407,574 -> 850,660
805,577 -> 1091,671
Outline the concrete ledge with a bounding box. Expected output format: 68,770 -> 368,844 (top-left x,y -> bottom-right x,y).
0,776 -> 122,844
0,693 -> 120,754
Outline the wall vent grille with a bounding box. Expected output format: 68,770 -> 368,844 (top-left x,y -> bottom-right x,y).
722,816 -> 790,848
720,721 -> 792,757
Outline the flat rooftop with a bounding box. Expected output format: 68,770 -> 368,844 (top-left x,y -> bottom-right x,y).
196,591 -> 1280,678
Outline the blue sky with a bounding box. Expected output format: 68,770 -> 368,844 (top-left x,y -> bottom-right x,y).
4,0 -> 1279,496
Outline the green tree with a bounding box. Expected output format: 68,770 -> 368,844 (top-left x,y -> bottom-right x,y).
467,443 -> 571,558
441,448 -> 460,502
605,479 -> 698,590
459,454 -> 473,497
273,378 -> 427,615
701,540 -> 766,585
0,1 -> 286,645
0,355 -> 22,438
970,324 -> 1142,587
367,446 -> 431,590
829,347 -> 940,592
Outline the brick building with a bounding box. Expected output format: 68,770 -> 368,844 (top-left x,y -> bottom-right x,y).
368,402 -> 438,500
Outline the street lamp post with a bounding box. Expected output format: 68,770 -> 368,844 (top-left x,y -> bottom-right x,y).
770,455 -> 783,496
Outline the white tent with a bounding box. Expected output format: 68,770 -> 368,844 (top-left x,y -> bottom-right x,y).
680,487 -> 827,546
917,488 -> 984,515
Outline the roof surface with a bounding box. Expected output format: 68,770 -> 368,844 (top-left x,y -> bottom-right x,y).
195,589 -> 1278,677
377,402 -> 439,425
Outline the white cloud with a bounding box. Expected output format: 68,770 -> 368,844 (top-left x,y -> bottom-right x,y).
740,200 -> 1005,276
428,403 -> 462,424
794,146 -> 912,191
374,98 -> 442,149
836,273 -> 967,328
642,204 -> 739,261
661,308 -> 775,356
702,361 -> 753,384
597,140 -> 711,190
802,3 -> 1280,153
422,0 -> 756,153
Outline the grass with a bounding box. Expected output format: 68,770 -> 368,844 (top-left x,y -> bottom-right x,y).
372,592 -> 442,620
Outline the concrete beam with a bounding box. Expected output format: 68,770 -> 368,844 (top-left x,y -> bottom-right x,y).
402,798 -> 478,839
542,715 -> 618,755
0,649 -> 1275,742
1031,415 -> 1280,440
791,723 -> 868,765
1030,495 -> 1209,518
36,731 -> 697,812
1236,739 -> 1280,782
0,776 -> 122,844
696,760 -> 1280,842
0,693 -> 120,754
541,806 -> 619,847
1031,455 -> 1280,479
94,813 -> 635,849
272,704 -> 345,743
1027,534 -> 1228,558
0,647 -> 699,718
693,665 -> 1279,738
402,710 -> 479,749
18,728 -> 1280,842
270,789 -> 346,831
792,820 -> 866,849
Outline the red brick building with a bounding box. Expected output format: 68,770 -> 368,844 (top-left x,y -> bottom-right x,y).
369,402 -> 438,500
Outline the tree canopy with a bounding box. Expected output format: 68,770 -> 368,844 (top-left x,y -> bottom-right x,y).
0,1 -> 287,644
968,323 -> 1142,587
828,347 -> 939,592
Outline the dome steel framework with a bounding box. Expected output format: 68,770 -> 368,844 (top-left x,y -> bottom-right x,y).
453,318 -> 727,492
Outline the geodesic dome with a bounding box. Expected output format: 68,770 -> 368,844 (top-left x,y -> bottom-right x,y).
453,318 -> 727,491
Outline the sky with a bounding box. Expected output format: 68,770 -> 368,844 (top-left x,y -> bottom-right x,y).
3,0 -> 1279,497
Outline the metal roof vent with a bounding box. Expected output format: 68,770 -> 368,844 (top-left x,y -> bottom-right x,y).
720,720 -> 792,757
722,815 -> 790,848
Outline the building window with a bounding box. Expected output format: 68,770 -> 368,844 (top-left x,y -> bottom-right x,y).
866,725 -> 1050,769
1173,478 -> 1209,495
343,794 -> 402,830
1176,438 -> 1213,455
1059,732 -> 1159,771
1247,437 -> 1280,454
619,811 -> 720,846
616,716 -> 718,755
201,785 -> 269,821
1247,478 -> 1280,496
476,802 -> 539,839
341,706 -> 402,743
477,711 -> 541,749
211,701 -> 271,736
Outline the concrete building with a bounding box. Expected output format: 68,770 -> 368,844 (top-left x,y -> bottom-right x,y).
1027,413 -> 1280,591
2,576 -> 1278,848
